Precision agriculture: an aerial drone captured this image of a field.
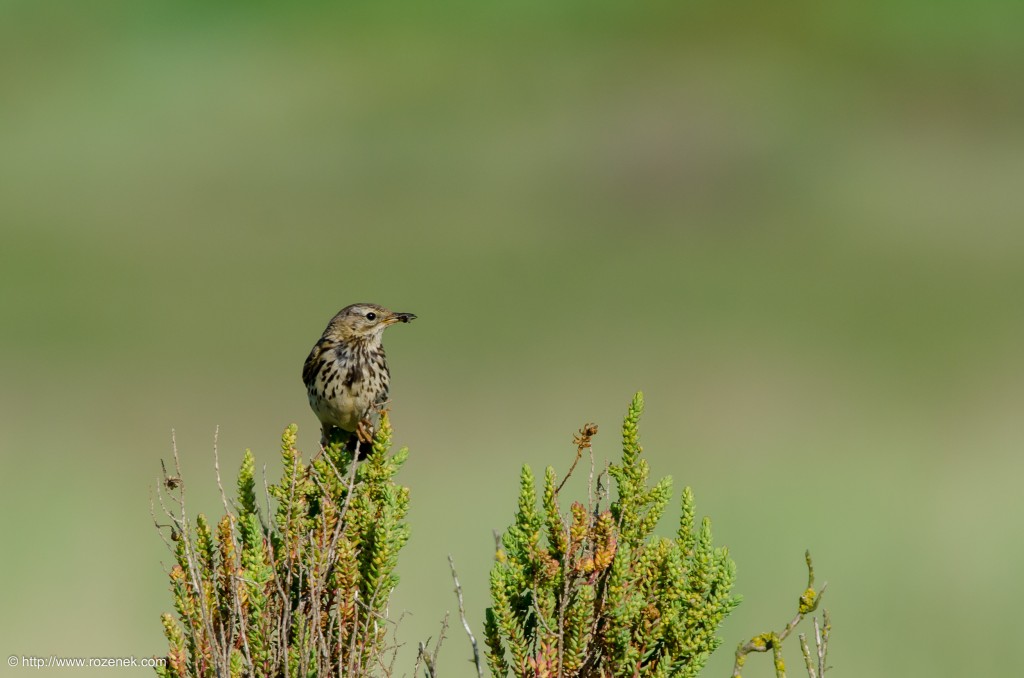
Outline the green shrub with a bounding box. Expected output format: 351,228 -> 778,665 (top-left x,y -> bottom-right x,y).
154,395 -> 828,677
154,414 -> 408,677
483,393 -> 740,678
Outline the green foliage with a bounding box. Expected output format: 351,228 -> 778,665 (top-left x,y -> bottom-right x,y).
484,392 -> 740,678
154,395 -> 824,678
155,414 -> 409,677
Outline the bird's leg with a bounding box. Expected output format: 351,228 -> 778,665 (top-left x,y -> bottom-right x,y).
356,418 -> 374,445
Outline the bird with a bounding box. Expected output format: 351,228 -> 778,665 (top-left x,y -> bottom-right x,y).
302,303 -> 416,452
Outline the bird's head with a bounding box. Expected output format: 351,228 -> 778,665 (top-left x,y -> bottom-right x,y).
327,303 -> 417,342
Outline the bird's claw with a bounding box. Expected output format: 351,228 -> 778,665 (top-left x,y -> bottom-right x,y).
356,419 -> 374,445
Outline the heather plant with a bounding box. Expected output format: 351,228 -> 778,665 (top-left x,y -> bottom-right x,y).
153,395 -> 829,677
153,413 -> 409,677
483,393 -> 741,678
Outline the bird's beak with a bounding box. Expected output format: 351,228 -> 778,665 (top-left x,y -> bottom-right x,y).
390,312 -> 417,324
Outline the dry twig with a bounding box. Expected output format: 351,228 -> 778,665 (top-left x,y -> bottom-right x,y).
448,555 -> 484,678
732,551 -> 829,678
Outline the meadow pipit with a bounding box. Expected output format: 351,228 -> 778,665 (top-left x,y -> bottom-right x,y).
302,303 -> 416,450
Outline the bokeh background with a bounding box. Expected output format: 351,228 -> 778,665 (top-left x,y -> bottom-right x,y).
2,1 -> 1023,676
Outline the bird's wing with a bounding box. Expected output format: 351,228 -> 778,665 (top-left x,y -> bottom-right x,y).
302,339 -> 330,387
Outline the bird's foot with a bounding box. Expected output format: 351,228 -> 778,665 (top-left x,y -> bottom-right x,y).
356,419 -> 374,445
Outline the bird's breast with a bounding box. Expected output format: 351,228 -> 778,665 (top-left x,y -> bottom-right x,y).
305,342 -> 390,432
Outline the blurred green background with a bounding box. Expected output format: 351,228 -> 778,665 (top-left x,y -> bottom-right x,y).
2,1 -> 1023,675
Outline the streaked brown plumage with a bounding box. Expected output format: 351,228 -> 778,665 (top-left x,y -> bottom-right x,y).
302,303 -> 416,448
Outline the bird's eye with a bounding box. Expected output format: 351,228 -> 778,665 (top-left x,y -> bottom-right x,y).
365,312 -> 377,321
